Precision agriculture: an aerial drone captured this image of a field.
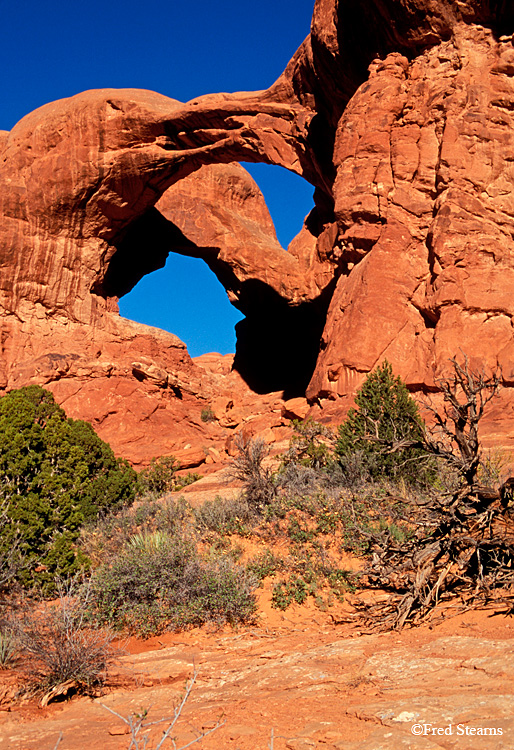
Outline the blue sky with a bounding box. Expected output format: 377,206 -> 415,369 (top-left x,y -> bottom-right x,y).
1,0 -> 315,356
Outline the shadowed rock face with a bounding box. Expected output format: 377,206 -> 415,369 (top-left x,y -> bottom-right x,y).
1,0 -> 514,460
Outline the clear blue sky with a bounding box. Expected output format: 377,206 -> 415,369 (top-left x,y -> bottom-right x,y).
1,0 -> 315,356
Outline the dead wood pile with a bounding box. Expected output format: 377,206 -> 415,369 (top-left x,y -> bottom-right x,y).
355,357 -> 514,629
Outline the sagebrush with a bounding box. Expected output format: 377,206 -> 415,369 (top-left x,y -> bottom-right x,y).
87,530 -> 257,635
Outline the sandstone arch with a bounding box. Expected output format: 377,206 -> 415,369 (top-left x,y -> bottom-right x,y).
2,0 -> 514,461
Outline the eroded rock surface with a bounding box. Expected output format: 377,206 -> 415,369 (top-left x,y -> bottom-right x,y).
309,27 -> 514,401
1,611 -> 512,749
1,0 -> 514,460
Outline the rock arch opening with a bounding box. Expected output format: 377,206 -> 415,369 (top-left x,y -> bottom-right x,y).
103,161 -> 328,397
241,163 -> 315,248
119,254 -> 244,358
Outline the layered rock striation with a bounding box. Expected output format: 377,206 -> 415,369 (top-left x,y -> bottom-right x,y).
1,0 -> 514,460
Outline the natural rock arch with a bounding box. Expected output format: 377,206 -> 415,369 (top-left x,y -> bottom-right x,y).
100,161 -> 331,396
2,0 -> 514,461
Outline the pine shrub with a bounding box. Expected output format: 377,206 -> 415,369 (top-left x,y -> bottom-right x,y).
335,361 -> 432,486
0,386 -> 137,589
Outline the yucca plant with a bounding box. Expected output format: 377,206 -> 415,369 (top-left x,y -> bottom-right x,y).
128,530 -> 171,552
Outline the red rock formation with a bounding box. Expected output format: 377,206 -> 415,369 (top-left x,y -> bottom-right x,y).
308,28 -> 514,399
1,0 -> 514,459
0,149 -> 293,464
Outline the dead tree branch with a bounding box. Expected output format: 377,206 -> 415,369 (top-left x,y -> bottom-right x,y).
355,356 -> 514,630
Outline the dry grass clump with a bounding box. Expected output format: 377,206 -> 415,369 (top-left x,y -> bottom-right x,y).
9,578 -> 120,703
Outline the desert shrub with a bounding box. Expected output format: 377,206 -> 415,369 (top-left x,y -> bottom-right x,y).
246,490 -> 365,611
477,449 -> 510,487
0,386 -> 137,589
137,456 -> 199,496
335,361 -> 433,486
270,547 -> 359,611
283,418 -> 335,469
0,627 -> 18,668
175,472 -> 200,490
88,532 -> 194,634
271,576 -> 310,610
143,495 -> 192,526
286,516 -> 314,543
247,549 -> 284,581
200,406 -> 216,423
325,567 -> 358,601
336,449 -> 377,486
276,461 -> 325,499
12,578 -> 119,697
229,434 -> 276,511
79,505 -> 142,565
193,495 -> 255,535
137,455 -> 179,495
87,532 -> 257,635
172,554 -> 257,630
261,471 -> 418,563
333,488 -> 416,556
373,518 -> 412,543
80,496 -> 193,565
